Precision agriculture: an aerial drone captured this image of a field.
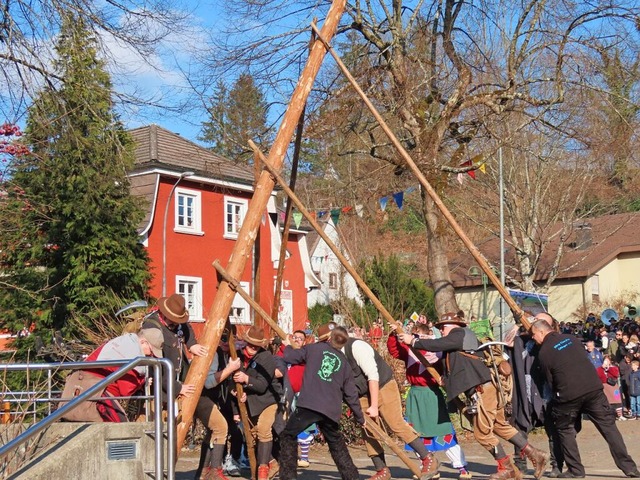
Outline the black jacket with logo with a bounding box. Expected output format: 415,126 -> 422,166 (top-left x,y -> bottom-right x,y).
537,332 -> 603,403
284,342 -> 364,424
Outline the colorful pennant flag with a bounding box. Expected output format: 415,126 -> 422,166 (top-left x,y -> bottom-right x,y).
379,196 -> 389,211
392,191 -> 404,210
293,211 -> 303,228
330,208 -> 341,225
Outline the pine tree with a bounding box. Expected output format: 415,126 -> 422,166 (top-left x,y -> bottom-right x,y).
0,13 -> 150,334
200,73 -> 272,163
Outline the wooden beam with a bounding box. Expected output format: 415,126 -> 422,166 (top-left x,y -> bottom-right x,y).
175,0 -> 347,451
254,142 -> 441,384
309,22 -> 530,330
213,260 -> 288,340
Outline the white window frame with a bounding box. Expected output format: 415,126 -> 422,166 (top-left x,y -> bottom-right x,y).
229,281 -> 251,325
328,272 -> 338,289
175,276 -> 204,322
224,197 -> 248,239
175,188 -> 203,235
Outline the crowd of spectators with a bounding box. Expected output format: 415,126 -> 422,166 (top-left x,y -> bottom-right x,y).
558,314 -> 640,420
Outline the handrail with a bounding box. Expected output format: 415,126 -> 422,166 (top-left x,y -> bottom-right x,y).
0,357 -> 175,479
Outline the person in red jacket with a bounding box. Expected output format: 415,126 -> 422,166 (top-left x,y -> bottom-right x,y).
388,323 -> 472,480
596,355 -> 624,420
60,329 -> 163,422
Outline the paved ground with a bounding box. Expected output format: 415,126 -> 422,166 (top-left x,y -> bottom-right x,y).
176,419 -> 640,480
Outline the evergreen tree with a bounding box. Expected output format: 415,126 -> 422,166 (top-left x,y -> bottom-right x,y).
0,13 -> 150,335
200,73 -> 272,163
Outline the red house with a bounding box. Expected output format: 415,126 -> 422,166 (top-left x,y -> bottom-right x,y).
127,125 -> 316,337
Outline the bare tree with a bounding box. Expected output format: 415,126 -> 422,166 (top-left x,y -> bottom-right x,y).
207,0 -> 639,314
0,0 -> 191,121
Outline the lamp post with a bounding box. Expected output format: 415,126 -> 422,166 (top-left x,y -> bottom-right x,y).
469,266 -> 488,321
162,171 -> 194,297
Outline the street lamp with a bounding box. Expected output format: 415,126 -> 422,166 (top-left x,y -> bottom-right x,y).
162,171 -> 194,297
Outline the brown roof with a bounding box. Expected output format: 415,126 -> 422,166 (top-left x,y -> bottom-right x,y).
128,125 -> 255,185
450,212 -> 640,288
127,125 -> 258,233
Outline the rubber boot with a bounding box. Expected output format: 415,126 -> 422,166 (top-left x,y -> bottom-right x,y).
488,455 -> 523,480
521,444 -> 549,480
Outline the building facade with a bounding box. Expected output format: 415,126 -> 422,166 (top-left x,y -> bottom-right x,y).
128,125 -> 315,336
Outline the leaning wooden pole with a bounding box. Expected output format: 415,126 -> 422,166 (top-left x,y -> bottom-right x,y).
175,1 -> 347,450
254,142 -> 441,384
227,330 -> 257,479
271,109 -> 305,324
213,260 -> 288,340
364,419 -> 423,478
309,23 -> 530,331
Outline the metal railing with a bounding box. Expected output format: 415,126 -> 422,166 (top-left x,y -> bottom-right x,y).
0,357 -> 176,479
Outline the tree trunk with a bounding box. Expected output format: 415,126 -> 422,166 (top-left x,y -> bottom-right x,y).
421,189 -> 458,315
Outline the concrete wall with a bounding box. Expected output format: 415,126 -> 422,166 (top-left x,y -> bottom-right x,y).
6,422 -> 163,480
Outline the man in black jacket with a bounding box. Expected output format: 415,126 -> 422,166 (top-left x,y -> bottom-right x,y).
399,312 -> 548,480
530,316 -> 639,479
142,293 -> 208,399
232,326 -> 281,480
278,324 -> 364,480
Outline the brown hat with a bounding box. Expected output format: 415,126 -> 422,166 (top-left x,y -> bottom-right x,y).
157,294 -> 189,324
317,322 -> 336,341
434,312 -> 467,328
139,328 -> 164,358
242,326 -> 269,348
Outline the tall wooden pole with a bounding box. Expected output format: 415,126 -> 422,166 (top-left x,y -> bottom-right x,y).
271,109 -> 305,325
255,143 -> 441,383
175,0 -> 347,450
310,23 -> 531,331
227,330 -> 257,479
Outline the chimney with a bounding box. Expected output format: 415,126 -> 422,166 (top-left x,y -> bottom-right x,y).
574,222 -> 592,250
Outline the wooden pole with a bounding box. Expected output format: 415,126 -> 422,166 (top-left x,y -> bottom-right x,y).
309,23 -> 530,331
364,419 -> 423,478
227,330 -> 257,479
271,108 -> 305,324
254,143 -> 442,383
214,260 -> 288,340
175,1 -> 347,450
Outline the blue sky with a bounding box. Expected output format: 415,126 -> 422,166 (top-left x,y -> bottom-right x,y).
109,1 -> 228,144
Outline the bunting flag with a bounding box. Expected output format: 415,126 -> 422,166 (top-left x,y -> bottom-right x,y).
457,172 -> 465,184
293,211 -> 303,228
330,208 -> 341,225
459,159 -> 476,179
305,183 -> 422,219
392,191 -> 404,210
279,211 -> 286,222
459,153 -> 485,179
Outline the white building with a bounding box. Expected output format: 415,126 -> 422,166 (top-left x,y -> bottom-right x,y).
307,217 -> 363,307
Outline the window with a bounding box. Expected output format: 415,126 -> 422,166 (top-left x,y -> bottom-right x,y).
224,197 -> 248,239
229,281 -> 251,325
175,188 -> 202,234
176,276 -> 203,321
329,273 -> 338,289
